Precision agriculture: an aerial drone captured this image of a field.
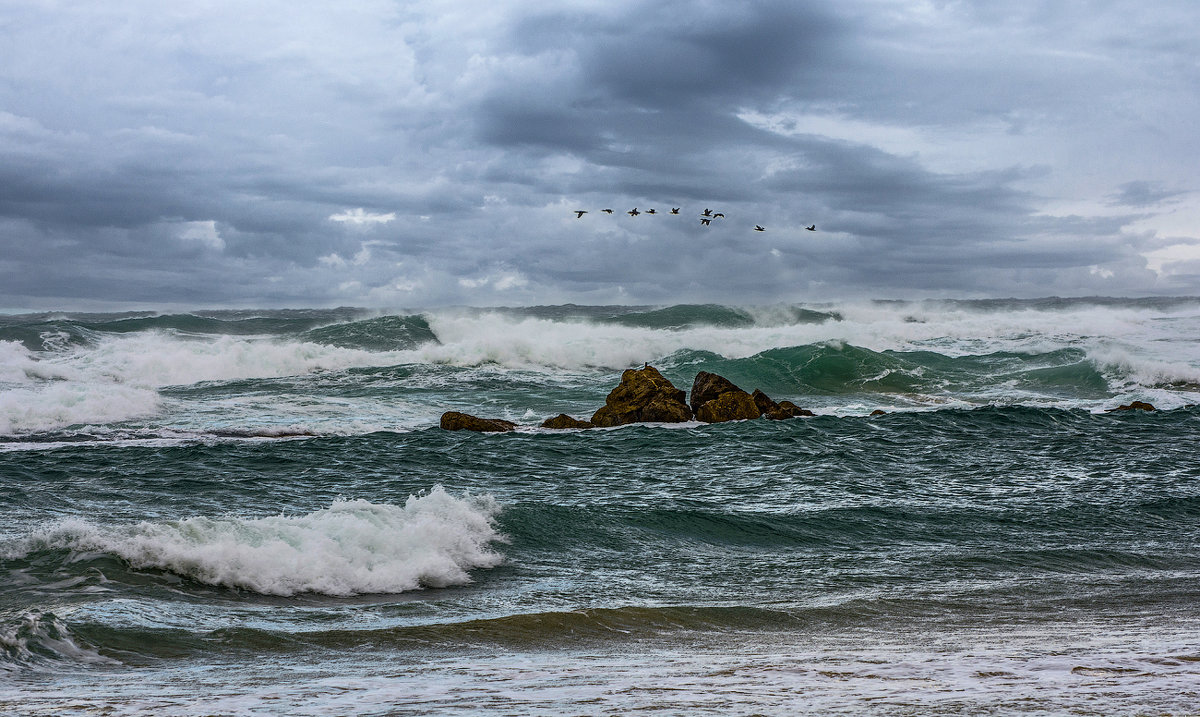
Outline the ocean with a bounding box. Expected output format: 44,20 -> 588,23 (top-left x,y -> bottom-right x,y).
1,297 -> 1199,715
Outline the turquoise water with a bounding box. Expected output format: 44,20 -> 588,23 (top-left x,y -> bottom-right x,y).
2,298 -> 1200,714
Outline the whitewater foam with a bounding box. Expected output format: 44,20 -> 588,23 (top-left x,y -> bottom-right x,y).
6,488 -> 505,596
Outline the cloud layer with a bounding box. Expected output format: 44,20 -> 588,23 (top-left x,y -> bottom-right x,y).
1,0 -> 1197,308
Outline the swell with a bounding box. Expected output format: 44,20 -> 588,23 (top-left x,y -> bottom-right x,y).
660,345 -> 1114,401
14,587 -> 1200,670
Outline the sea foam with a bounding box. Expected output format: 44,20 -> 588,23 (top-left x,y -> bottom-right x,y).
8,488 -> 505,596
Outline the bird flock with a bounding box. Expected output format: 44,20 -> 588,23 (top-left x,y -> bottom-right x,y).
573,207 -> 816,233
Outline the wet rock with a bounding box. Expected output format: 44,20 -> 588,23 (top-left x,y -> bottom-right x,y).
1106,400 -> 1156,412
690,371 -> 744,415
691,373 -> 761,423
540,414 -> 595,429
440,411 -> 517,432
751,389 -> 780,415
695,389 -> 761,423
870,409 -> 888,416
591,365 -> 692,427
765,401 -> 815,420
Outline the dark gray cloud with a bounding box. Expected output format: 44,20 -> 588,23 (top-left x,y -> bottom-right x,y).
0,0 -> 1197,310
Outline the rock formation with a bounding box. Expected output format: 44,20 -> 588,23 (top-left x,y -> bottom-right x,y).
690,371 -> 744,414
1106,400 -> 1156,412
440,411 -> 517,432
540,414 -> 595,429
441,367 -> 815,431
691,373 -> 811,423
765,400 -> 814,420
695,389 -> 761,423
591,365 -> 692,427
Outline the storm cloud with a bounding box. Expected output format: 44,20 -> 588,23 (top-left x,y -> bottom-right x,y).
1,0 -> 1197,309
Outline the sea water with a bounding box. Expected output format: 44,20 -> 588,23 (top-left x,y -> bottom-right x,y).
1,298 -> 1199,714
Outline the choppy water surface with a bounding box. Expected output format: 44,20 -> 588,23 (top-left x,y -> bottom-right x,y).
2,298 -> 1199,714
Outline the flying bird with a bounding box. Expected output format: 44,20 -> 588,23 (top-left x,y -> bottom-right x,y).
754,225 -> 765,232
627,208 -> 640,216
602,209 -> 614,214
700,218 -> 712,226
574,211 -> 587,218
713,213 -> 725,218
701,208 -> 713,217
670,208 -> 680,214
646,208 -> 657,214
806,225 -> 816,231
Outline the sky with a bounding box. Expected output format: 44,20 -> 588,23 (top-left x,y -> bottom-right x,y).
1,0 -> 1198,309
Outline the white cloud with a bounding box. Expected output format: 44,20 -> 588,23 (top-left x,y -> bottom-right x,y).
329,208 -> 396,225
177,220 -> 224,250
1142,243 -> 1200,277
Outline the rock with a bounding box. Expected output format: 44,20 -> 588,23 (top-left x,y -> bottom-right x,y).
1106,400 -> 1156,412
694,374 -> 812,422
540,414 -> 595,429
690,371 -> 743,414
870,409 -> 888,416
591,365 -> 692,427
440,411 -> 517,432
765,400 -> 815,420
695,389 -> 761,423
751,389 -> 780,415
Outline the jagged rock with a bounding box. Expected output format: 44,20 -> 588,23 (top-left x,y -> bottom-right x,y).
440,411 -> 517,432
1106,400 -> 1156,412
690,372 -> 743,414
765,400 -> 815,419
751,388 -> 801,420
751,388 -> 780,415
540,414 -> 594,429
695,389 -> 761,423
591,365 -> 692,427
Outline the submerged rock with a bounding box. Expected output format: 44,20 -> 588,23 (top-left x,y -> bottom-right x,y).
591,365 -> 692,427
1106,401 -> 1156,412
440,411 -> 517,432
540,413 -> 595,429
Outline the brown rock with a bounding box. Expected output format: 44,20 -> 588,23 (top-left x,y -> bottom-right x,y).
1106,400 -> 1156,412
765,400 -> 816,420
540,414 -> 595,429
590,365 -> 692,427
870,409 -> 888,416
440,411 -> 517,432
695,389 -> 761,423
690,371 -> 743,414
751,388 -> 780,415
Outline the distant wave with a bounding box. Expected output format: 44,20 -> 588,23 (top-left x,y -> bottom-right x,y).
2,299 -> 1199,436
3,488 -> 504,597
300,314 -> 439,351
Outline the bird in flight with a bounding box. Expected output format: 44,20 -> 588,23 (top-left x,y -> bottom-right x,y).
574,210 -> 587,218
700,218 -> 712,226
700,208 -> 713,217
713,212 -> 724,218
627,208 -> 640,216
670,208 -> 680,214
602,209 -> 614,214
646,208 -> 657,214
754,225 -> 765,232
806,225 -> 816,231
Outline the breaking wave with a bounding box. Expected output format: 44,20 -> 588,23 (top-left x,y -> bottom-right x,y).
3,488 -> 505,597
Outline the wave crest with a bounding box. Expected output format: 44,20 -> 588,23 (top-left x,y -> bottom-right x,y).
7,488 -> 505,596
